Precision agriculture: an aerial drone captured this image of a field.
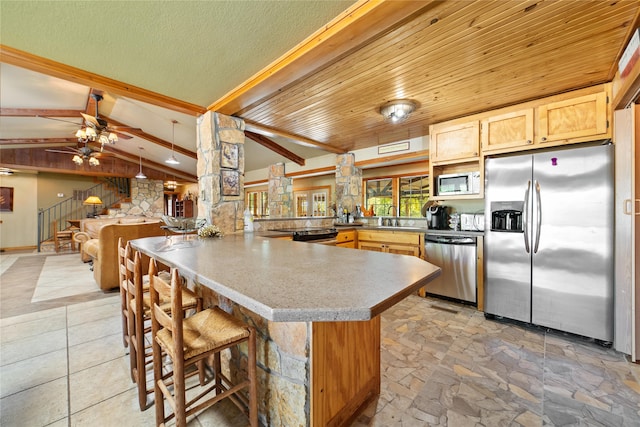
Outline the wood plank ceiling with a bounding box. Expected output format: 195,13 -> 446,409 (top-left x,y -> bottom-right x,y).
225,0 -> 639,152
0,0 -> 638,180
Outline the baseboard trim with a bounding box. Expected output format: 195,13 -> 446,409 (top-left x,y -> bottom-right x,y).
0,245 -> 37,252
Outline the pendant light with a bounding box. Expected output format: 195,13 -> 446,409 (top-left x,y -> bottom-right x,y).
165,119 -> 180,165
135,147 -> 147,179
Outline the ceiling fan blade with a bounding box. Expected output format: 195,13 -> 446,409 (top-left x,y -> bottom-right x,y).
81,112 -> 100,127
37,116 -> 80,126
109,125 -> 142,130
45,148 -> 77,154
109,130 -> 133,140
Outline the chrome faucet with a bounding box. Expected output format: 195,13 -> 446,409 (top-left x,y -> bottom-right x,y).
387,205 -> 396,216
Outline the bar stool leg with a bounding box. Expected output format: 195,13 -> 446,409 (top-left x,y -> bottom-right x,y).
249,327 -> 258,427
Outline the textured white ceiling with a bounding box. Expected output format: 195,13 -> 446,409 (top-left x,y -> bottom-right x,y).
1,1 -> 354,107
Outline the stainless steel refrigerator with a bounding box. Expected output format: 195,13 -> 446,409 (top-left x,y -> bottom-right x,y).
484,143 -> 614,342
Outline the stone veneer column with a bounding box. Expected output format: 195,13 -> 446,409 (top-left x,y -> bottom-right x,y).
196,111 -> 245,234
335,153 -> 362,214
109,179 -> 164,217
268,162 -> 292,218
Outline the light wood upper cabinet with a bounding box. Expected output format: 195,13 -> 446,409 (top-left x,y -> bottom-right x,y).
537,91 -> 609,144
429,120 -> 480,163
481,108 -> 534,153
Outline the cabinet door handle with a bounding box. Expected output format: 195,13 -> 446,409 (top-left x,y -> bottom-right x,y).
541,137 -> 547,142
526,140 -> 532,144
624,199 -> 632,215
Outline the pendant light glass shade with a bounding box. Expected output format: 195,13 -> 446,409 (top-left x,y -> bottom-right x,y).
135,147 -> 147,179
165,120 -> 180,165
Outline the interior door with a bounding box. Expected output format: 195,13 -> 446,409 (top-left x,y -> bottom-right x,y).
614,108 -> 635,355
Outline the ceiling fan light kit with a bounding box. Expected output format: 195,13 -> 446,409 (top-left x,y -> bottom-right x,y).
380,100 -> 417,123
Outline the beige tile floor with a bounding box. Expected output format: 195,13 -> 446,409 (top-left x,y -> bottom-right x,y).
1,250 -> 639,426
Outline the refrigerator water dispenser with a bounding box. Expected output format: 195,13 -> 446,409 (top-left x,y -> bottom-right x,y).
490,201 -> 523,232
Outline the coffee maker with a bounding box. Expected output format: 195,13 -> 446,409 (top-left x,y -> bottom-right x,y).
427,205 -> 449,230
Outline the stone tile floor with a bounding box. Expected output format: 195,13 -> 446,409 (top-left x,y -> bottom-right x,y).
1,251 -> 639,426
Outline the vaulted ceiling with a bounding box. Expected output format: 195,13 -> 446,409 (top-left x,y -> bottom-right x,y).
1,0 -> 639,182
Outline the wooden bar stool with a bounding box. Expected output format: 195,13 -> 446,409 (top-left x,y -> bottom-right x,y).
117,238 -> 133,349
126,247 -> 201,411
149,259 -> 258,427
53,219 -> 75,253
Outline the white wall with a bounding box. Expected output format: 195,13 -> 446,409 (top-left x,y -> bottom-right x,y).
0,172 -> 38,249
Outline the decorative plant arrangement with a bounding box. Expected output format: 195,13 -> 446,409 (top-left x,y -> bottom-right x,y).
198,224 -> 223,238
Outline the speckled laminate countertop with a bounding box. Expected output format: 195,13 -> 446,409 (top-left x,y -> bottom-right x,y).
131,233 -> 441,322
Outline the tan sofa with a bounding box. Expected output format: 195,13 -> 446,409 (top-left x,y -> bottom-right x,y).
74,217 -> 166,291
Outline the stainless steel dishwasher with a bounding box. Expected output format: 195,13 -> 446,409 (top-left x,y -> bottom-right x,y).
424,234 -> 477,304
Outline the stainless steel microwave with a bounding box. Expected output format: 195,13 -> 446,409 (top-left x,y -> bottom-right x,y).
437,171 -> 481,196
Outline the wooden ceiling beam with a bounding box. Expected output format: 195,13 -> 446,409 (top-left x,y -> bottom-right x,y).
101,115 -> 197,159
0,138 -> 77,145
0,147 -> 197,182
209,0 -> 435,115
102,146 -> 197,181
0,44 -> 207,116
0,108 -> 82,117
0,103 -> 198,159
245,130 -> 305,166
244,120 -> 345,154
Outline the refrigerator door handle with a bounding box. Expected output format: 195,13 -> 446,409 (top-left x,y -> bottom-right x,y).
523,180 -> 531,253
534,180 -> 542,253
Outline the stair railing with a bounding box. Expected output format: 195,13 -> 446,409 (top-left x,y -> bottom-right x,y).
37,179 -> 129,251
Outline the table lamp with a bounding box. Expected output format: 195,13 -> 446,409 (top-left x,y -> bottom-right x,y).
83,195 -> 103,218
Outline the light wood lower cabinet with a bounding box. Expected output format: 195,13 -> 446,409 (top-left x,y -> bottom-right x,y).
357,230 -> 422,258
336,230 -> 356,248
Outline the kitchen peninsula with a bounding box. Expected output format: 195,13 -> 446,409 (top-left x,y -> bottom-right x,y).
131,233 -> 441,426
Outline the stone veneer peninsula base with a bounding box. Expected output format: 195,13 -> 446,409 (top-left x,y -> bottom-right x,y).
131,233 -> 440,426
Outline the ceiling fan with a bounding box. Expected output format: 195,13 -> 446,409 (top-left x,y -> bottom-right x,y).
39,92 -> 139,144
78,93 -> 138,142
45,142 -> 112,166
